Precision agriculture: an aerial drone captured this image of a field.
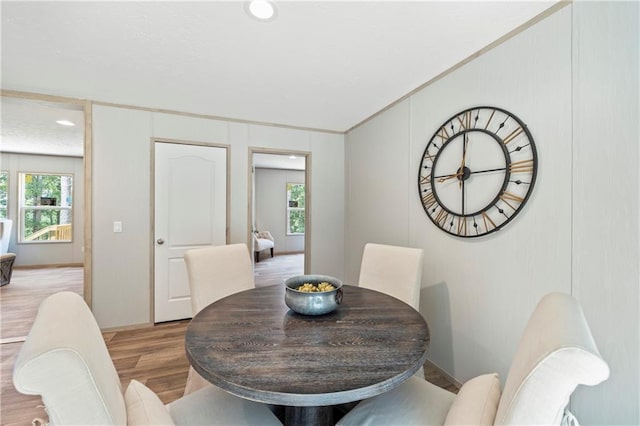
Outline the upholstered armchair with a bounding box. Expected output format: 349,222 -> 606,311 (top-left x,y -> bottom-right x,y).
337,292 -> 610,426
13,291 -> 282,425
1,219 -> 12,252
1,219 -> 16,286
253,230 -> 275,263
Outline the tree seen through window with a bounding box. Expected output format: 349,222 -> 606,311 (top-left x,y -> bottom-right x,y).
20,173 -> 73,242
0,171 -> 7,219
287,183 -> 305,235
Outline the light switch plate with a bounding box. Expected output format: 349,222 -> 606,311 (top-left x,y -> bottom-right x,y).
113,221 -> 122,233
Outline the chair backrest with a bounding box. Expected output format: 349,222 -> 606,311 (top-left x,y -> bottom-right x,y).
358,243 -> 424,310
254,230 -> 270,240
494,292 -> 610,425
13,291 -> 127,425
184,243 -> 255,315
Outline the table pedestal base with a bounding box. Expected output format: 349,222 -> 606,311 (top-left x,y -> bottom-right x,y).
285,405 -> 335,426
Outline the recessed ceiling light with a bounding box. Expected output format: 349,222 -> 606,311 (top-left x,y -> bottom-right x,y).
56,120 -> 75,126
246,0 -> 277,22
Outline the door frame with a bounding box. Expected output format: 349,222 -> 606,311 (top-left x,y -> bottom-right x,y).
248,147 -> 311,274
0,90 -> 92,307
150,138 -> 231,322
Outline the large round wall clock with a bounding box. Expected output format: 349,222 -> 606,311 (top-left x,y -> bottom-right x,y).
418,106 -> 538,238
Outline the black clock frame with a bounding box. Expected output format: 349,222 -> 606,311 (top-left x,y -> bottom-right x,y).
418,106 -> 538,238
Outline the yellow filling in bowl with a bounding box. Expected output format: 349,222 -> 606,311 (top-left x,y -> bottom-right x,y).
296,282 -> 336,292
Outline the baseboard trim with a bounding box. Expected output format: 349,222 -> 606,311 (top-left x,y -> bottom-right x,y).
100,318 -> 190,334
0,336 -> 27,344
425,359 -> 462,389
14,263 -> 83,270
100,321 -> 155,334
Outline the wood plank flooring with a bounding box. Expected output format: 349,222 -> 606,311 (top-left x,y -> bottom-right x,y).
1,255 -> 457,425
1,266 -> 83,342
254,252 -> 304,287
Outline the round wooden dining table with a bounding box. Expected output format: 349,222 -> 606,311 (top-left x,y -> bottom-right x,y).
185,284 -> 430,426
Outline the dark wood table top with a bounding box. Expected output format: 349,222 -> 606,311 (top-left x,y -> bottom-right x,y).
185,284 -> 430,407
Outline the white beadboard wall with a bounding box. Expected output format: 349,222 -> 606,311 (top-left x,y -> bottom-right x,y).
0,152 -> 84,266
91,105 -> 345,329
345,3 -> 639,424
571,1 -> 639,423
345,97 -> 412,282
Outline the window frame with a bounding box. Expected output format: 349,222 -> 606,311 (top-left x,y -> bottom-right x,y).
286,182 -> 305,236
18,171 -> 74,244
0,170 -> 8,220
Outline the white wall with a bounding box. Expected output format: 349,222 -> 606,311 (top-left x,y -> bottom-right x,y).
345,4 -> 638,424
0,152 -> 84,266
255,168 -> 305,253
571,2 -> 639,423
345,98 -> 412,282
91,105 -> 345,329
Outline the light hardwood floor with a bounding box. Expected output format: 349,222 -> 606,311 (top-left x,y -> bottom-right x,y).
1,266 -> 84,343
254,252 -> 304,287
1,254 -> 457,425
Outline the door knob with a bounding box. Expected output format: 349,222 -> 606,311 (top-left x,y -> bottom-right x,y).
157,238 -> 165,245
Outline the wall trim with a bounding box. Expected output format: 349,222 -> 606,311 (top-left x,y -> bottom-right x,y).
92,100 -> 343,135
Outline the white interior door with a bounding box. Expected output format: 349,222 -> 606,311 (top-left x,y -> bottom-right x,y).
154,142 -> 227,323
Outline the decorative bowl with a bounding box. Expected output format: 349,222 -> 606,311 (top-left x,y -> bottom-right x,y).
284,274 -> 343,316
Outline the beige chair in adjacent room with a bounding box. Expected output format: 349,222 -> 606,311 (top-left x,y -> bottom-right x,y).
0,218 -> 13,254
183,243 -> 256,395
337,292 -> 610,426
13,291 -> 281,426
253,230 -> 275,263
1,219 -> 16,286
358,242 -> 424,310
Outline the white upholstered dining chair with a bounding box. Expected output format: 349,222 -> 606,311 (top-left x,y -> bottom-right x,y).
13,291 -> 281,426
358,243 -> 425,379
358,243 -> 424,310
183,243 -> 255,395
336,292 -> 610,426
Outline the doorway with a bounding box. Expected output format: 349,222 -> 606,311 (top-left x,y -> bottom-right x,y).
0,93 -> 89,342
249,149 -> 310,283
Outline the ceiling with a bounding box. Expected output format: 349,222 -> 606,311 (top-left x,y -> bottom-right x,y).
1,97 -> 85,157
254,153 -> 305,170
1,1 -> 559,157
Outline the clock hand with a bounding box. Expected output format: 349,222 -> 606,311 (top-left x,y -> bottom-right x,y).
461,176 -> 465,215
438,165 -> 504,184
459,133 -> 468,189
469,166 -> 507,175
434,171 -> 463,183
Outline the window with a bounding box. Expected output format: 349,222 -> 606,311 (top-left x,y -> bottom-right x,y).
0,171 -> 7,219
19,173 -> 73,242
286,183 -> 305,235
